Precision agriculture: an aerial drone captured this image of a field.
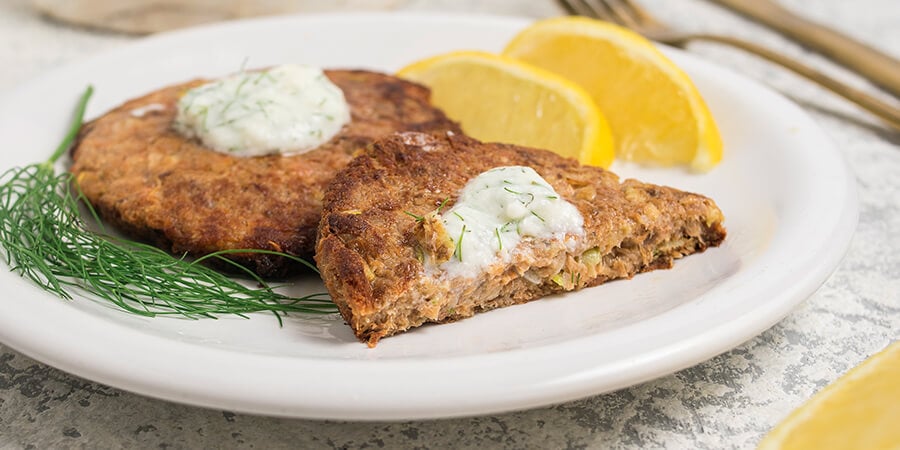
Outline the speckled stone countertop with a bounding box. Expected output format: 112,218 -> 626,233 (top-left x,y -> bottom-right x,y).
1,0 -> 897,448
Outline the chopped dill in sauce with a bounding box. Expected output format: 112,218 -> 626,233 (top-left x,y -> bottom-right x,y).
436,166 -> 583,278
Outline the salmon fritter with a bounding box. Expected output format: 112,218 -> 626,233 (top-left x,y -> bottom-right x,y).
70,70 -> 461,278
316,132 -> 726,346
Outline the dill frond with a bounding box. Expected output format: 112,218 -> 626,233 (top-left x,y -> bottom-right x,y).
0,86 -> 337,322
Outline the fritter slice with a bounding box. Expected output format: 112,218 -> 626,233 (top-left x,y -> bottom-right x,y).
70,70 -> 461,278
316,132 -> 726,346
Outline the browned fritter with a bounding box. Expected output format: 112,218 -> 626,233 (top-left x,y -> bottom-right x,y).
70,70 -> 461,277
316,132 -> 726,346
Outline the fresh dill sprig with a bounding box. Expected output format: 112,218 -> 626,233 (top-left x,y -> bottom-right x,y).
0,86 -> 337,323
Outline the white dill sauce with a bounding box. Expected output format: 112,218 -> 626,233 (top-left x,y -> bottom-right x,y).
438,166 -> 584,278
173,64 -> 351,157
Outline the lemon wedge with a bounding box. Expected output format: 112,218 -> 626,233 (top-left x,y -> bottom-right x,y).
758,340 -> 900,449
503,17 -> 723,171
398,50 -> 615,168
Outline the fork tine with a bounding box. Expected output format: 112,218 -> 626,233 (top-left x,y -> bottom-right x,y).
558,0 -> 583,17
610,0 -> 663,28
559,0 -> 618,24
595,0 -> 642,29
558,0 -> 592,18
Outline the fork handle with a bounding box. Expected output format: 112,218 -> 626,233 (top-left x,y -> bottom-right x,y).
680,33 -> 900,130
709,0 -> 900,98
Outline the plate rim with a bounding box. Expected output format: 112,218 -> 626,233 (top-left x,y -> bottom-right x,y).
0,12 -> 857,420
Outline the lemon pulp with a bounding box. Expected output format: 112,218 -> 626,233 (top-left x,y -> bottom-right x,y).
399,50 -> 614,168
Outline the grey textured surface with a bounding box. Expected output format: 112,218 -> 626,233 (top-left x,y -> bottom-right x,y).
1,0 -> 898,448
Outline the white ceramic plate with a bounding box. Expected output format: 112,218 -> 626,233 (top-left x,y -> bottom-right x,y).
0,13 -> 856,420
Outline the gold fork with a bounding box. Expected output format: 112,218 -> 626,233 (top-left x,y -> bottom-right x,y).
559,0 -> 900,131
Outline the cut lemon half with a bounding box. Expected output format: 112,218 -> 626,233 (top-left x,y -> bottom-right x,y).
398,51 -> 614,168
758,340 -> 900,449
503,17 -> 723,172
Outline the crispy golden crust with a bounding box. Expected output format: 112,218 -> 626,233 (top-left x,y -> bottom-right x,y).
316,132 -> 726,346
70,70 -> 461,277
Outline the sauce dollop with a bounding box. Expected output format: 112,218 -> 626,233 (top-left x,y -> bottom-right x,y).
174,64 -> 351,157
438,166 -> 584,278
